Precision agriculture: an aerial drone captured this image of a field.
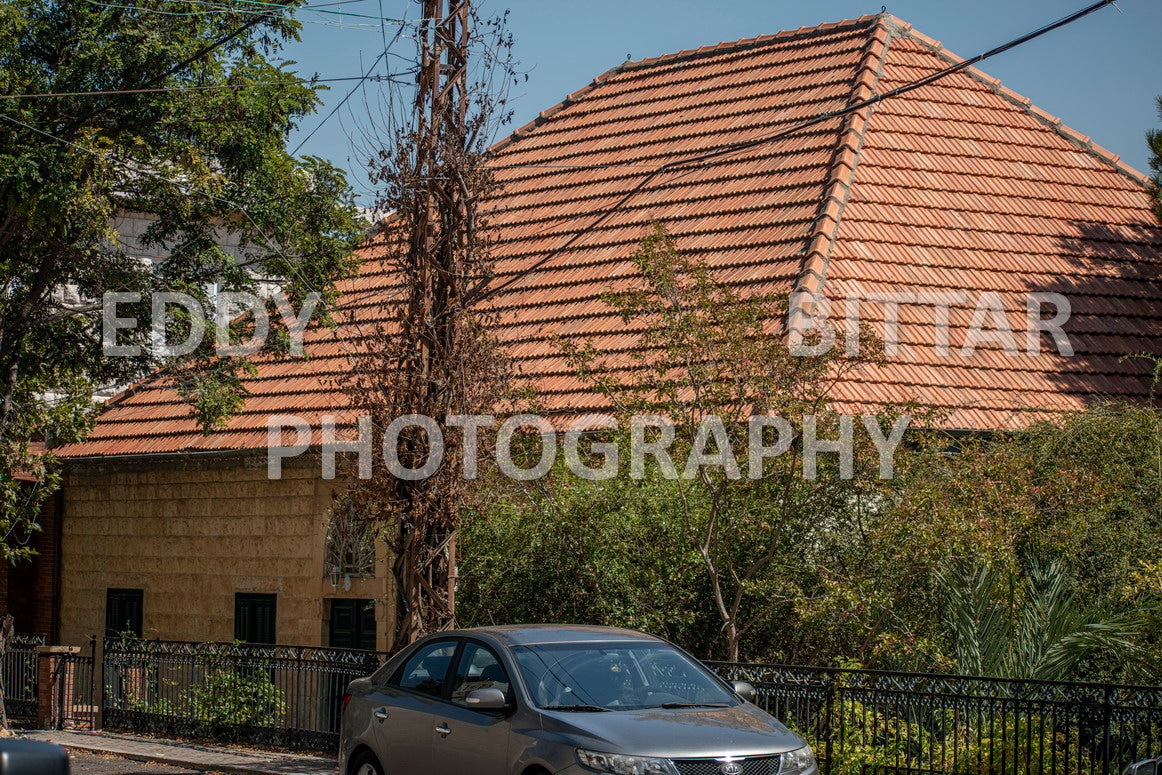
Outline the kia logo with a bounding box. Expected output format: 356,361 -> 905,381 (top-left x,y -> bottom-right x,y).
720,763 -> 743,775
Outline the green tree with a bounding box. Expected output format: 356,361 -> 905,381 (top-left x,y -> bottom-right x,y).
0,0 -> 365,560
459,470 -> 708,643
460,395 -> 1162,675
554,224 -> 909,661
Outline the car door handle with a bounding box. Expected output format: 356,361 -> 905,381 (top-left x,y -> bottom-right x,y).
435,723 -> 452,737
373,708 -> 390,721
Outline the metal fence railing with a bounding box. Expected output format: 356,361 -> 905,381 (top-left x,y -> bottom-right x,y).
52,647 -> 95,730
102,637 -> 386,750
1,632 -> 45,722
707,662 -> 1162,775
32,636 -> 1159,764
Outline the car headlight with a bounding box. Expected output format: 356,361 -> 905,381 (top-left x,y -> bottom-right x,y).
576,748 -> 678,775
780,745 -> 816,774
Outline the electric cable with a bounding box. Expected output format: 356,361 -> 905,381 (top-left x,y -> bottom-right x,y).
473,0 -> 1117,306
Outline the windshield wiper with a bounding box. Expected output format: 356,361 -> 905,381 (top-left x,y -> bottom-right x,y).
541,704 -> 612,712
651,702 -> 732,709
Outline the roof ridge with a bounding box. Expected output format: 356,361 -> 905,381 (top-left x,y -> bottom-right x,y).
488,14 -> 880,159
789,15 -> 894,333
618,15 -> 881,71
881,17 -> 1152,191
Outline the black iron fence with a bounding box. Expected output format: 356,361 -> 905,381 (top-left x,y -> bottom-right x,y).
51,646 -> 95,730
0,632 -> 44,721
707,662 -> 1162,775
23,636 -> 1161,767
102,637 -> 385,750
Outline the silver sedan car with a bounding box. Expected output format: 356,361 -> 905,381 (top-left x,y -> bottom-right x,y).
339,624 -> 817,775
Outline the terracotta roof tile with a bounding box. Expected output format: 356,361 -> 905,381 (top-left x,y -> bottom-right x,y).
59,14 -> 1162,456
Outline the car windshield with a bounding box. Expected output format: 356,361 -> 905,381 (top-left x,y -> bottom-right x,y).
512,641 -> 738,711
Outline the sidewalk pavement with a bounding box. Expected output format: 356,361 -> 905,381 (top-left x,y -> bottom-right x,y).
25,730 -> 338,775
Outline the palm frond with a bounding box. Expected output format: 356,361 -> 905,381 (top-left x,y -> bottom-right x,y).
941,558 -> 1142,681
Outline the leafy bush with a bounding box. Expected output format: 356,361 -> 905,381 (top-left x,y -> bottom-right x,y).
459,471 -> 711,648
827,699 -> 927,775
184,667 -> 284,733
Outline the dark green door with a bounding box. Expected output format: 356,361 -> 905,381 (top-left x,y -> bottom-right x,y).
328,599 -> 376,650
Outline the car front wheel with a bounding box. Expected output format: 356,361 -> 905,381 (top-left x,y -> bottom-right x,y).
350,750 -> 385,775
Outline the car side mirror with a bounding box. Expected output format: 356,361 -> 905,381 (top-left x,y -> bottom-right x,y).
465,688 -> 509,711
0,739 -> 71,775
1125,758 -> 1159,775
731,680 -> 757,703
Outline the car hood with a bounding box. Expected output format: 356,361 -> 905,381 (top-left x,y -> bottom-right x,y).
537,702 -> 804,759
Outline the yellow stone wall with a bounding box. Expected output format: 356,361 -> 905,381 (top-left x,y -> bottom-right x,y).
59,454 -> 389,648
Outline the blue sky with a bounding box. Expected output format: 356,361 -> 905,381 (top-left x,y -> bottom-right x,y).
284,0 -> 1160,206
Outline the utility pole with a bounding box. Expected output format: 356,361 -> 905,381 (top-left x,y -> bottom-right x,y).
382,0 -> 473,650
419,0 -> 469,621
349,0 -> 507,653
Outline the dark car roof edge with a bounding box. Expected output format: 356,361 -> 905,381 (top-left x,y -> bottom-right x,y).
445,624 -> 662,646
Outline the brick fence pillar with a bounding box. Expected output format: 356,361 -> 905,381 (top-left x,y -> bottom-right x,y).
35,645 -> 79,730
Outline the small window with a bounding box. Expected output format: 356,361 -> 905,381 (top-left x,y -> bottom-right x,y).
451,642 -> 511,706
106,589 -> 143,637
235,593 -> 277,644
394,640 -> 457,698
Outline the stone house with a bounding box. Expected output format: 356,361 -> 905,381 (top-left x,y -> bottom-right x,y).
33,14 -> 1162,649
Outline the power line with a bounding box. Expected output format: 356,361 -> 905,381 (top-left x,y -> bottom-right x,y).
307,0 -> 374,7
291,53 -> 390,154
289,0 -> 413,159
81,0 -> 401,32
376,0 -> 391,75
84,0 -> 425,23
1,72 -> 413,99
2,0 -> 1121,189
490,161 -> 683,170
290,0 -> 418,162
94,13 -> 387,33
472,0 -> 1118,306
1,74 -> 407,100
58,13 -> 270,136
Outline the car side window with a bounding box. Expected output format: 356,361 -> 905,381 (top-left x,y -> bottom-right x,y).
450,642 -> 511,706
393,640 -> 458,698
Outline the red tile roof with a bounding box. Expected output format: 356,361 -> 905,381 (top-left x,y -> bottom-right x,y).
58,14 -> 1162,458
